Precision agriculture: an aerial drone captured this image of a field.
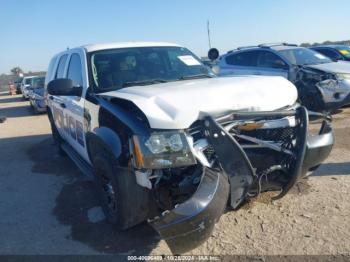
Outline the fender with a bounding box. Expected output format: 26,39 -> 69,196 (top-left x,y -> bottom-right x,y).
86,127 -> 122,162
98,96 -> 150,136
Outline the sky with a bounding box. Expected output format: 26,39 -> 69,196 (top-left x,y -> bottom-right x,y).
0,0 -> 349,74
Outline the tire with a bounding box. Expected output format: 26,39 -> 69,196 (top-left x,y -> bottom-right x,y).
91,145 -> 152,229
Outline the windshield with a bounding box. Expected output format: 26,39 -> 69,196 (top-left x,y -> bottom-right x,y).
278,48 -> 332,66
32,77 -> 45,88
90,46 -> 214,92
335,46 -> 350,58
25,78 -> 32,85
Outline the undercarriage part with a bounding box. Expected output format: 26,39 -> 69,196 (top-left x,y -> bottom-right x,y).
149,167 -> 229,254
135,170 -> 152,189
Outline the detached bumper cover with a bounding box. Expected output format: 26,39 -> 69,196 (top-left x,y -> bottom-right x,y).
149,168 -> 229,254
302,120 -> 334,175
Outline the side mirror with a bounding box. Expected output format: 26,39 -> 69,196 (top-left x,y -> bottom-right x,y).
47,79 -> 82,96
208,48 -> 219,61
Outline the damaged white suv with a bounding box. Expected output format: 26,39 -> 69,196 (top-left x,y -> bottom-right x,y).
45,42 -> 334,254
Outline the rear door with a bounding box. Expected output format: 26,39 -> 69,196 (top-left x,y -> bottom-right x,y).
220,50 -> 260,76
256,50 -> 289,79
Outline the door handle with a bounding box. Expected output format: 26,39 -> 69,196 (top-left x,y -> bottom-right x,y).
60,103 -> 66,108
48,95 -> 54,100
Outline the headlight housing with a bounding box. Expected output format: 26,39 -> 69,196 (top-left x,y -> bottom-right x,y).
317,79 -> 338,89
336,73 -> 350,81
132,131 -> 196,169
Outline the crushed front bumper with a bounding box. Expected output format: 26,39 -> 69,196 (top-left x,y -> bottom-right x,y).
149,106 -> 334,254
149,167 -> 229,254
302,118 -> 334,176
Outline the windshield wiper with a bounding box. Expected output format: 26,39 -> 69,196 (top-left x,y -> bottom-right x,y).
122,79 -> 168,87
179,74 -> 214,80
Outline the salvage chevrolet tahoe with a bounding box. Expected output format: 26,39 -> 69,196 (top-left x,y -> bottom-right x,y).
45,42 -> 334,254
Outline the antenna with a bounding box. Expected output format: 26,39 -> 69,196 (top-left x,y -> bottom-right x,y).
207,20 -> 211,49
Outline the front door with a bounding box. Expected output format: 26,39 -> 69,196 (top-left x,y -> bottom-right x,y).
61,51 -> 90,163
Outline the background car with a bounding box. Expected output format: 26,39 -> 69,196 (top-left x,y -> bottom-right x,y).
217,43 -> 350,112
28,76 -> 46,113
310,45 -> 350,62
20,76 -> 36,99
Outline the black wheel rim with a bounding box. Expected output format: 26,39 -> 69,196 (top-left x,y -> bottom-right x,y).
100,169 -> 118,215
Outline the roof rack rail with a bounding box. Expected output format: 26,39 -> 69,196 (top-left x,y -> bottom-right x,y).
236,45 -> 259,50
229,43 -> 298,53
258,42 -> 298,48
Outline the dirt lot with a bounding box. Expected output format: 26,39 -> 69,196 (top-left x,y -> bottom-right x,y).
0,91 -> 349,256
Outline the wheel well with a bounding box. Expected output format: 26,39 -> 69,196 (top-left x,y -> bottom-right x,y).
47,107 -> 53,121
86,131 -> 123,166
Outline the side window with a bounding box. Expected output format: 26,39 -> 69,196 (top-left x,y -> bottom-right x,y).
46,56 -> 58,82
315,49 -> 342,60
55,54 -> 68,79
257,51 -> 287,68
67,54 -> 83,87
225,51 -> 259,67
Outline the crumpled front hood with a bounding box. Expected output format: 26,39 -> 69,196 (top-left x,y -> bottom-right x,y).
306,61 -> 350,74
99,76 -> 298,129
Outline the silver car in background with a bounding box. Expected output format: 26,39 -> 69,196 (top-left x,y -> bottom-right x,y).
28,76 -> 46,113
20,76 -> 36,99
218,43 -> 350,112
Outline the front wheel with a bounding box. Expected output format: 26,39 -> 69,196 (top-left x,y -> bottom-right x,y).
92,151 -> 121,226
91,147 -> 151,230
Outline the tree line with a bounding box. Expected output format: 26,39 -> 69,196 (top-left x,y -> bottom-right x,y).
300,39 -> 350,47
0,67 -> 46,91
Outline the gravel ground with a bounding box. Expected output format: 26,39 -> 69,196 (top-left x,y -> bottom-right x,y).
0,92 -> 349,257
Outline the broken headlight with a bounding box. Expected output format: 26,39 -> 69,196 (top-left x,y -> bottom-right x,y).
132,131 -> 196,169
317,79 -> 338,89
336,73 -> 350,81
